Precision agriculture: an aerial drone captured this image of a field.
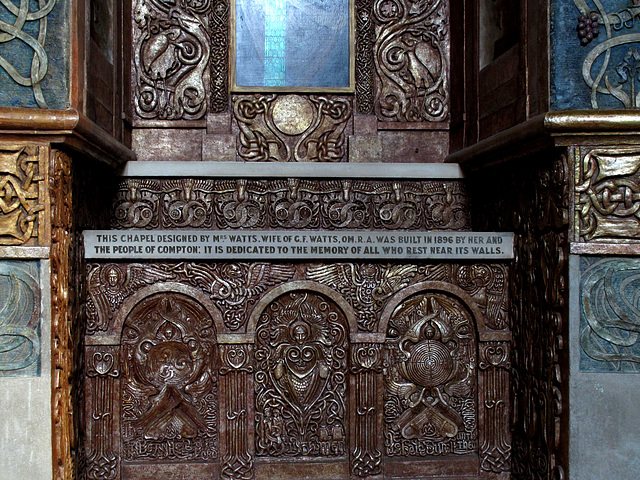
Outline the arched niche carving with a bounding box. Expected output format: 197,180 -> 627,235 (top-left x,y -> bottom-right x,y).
382,287 -> 479,458
252,288 -> 350,463
246,280 -> 358,339
120,292 -> 220,464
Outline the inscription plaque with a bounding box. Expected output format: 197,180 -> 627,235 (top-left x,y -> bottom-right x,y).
85,230 -> 514,260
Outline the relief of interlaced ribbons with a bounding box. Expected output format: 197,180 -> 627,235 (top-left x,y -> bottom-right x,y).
0,0 -> 57,108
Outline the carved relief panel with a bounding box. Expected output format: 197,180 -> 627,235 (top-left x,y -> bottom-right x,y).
383,292 -> 477,457
254,291 -> 349,459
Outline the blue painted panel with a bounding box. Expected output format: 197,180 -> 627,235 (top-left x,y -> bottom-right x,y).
0,0 -> 69,109
551,0 -> 640,110
0,260 -> 40,377
580,256 -> 640,372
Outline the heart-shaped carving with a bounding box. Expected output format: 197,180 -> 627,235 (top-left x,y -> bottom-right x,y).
93,352 -> 114,375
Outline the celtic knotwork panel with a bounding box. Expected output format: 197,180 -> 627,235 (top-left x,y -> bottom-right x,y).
121,293 -> 218,461
112,178 -> 471,231
307,263 -> 418,331
170,262 -> 296,330
255,291 -> 349,458
373,0 -> 449,122
0,146 -> 46,245
576,148 -> 640,242
0,260 -> 40,376
133,0 -> 210,120
233,94 -> 352,162
580,256 -> 640,372
86,263 -> 176,335
384,292 -> 477,457
0,0 -> 57,108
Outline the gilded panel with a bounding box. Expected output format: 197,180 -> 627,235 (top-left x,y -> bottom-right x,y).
580,256 -> 640,372
576,147 -> 640,242
0,260 -> 40,377
0,145 -> 48,246
373,0 -> 449,122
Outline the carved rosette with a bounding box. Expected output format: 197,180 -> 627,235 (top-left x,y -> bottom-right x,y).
233,95 -> 352,162
0,145 -> 47,245
373,0 -> 450,122
112,178 -> 471,231
478,342 -> 511,474
255,291 -> 349,458
575,148 -> 640,242
219,344 -> 254,480
350,344 -> 383,477
132,0 -> 211,120
121,293 -> 218,461
384,292 -> 477,457
86,346 -> 121,480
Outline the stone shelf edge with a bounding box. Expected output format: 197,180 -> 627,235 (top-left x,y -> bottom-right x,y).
119,161 -> 464,179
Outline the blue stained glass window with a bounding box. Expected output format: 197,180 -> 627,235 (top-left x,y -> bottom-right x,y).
235,0 -> 350,89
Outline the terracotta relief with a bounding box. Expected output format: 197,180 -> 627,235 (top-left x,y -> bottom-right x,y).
470,152 -> 569,479
373,0 -> 449,122
0,260 -> 40,376
0,145 -> 47,246
112,178 -> 471,231
254,291 -> 349,458
132,0 -> 210,120
210,0 -> 229,113
120,293 -> 219,461
233,95 -> 352,163
384,292 -> 477,457
355,0 -> 375,114
576,148 -> 640,242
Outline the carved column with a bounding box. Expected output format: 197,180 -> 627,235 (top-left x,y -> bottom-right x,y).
350,343 -> 383,478
219,344 -> 255,480
85,346 -> 120,480
478,342 -> 511,478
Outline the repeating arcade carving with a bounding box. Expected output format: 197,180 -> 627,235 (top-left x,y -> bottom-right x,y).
254,291 -> 349,458
0,145 -> 46,245
120,293 -> 219,461
575,148 -> 640,242
132,0 -> 211,120
373,0 -> 449,122
383,292 -> 477,457
233,95 -> 352,163
112,178 -> 471,231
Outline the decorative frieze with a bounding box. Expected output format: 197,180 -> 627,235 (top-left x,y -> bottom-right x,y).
112,178 -> 471,231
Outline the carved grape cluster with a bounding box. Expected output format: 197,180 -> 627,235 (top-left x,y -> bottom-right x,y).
577,13 -> 599,46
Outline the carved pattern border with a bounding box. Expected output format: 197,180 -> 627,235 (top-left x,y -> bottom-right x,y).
575,147 -> 640,242
112,178 -> 470,231
51,150 -> 74,480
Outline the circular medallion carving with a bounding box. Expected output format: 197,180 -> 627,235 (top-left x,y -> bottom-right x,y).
271,95 -> 315,135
